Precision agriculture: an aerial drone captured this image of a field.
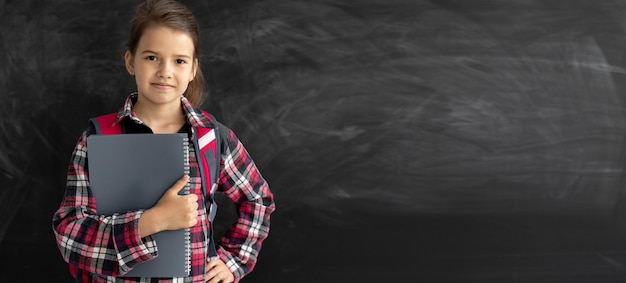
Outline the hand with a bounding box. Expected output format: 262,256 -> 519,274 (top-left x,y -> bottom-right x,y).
205,259 -> 234,283
141,175 -> 198,236
156,174 -> 198,230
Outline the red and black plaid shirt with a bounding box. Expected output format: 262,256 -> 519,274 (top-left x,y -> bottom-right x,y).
53,94 -> 275,282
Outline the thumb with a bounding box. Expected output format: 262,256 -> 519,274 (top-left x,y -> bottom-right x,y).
166,174 -> 190,196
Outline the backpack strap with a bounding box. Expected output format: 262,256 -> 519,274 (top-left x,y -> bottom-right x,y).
196,110 -> 222,257
89,112 -> 123,134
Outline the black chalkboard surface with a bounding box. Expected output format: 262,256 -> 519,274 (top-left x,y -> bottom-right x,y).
3,0 -> 626,282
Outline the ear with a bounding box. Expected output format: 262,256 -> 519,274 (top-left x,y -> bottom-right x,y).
124,50 -> 135,75
190,58 -> 198,82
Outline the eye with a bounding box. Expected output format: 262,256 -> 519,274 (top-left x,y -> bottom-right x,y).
176,59 -> 187,64
145,55 -> 157,61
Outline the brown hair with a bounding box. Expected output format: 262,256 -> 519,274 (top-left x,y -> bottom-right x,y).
126,0 -> 205,106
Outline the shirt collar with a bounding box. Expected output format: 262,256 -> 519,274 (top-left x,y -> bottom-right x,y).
114,92 -> 216,129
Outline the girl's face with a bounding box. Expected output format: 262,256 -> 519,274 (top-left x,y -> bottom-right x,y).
125,25 -> 197,108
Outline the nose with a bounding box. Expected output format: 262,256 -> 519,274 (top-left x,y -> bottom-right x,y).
158,61 -> 173,79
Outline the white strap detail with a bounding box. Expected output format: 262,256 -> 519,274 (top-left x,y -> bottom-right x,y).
197,129 -> 215,149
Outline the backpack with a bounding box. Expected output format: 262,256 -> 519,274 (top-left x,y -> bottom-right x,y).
88,110 -> 223,257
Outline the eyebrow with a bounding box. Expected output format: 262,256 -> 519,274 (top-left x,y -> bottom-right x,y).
141,50 -> 192,59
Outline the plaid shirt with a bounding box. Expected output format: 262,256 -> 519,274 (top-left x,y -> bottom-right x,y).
52,94 -> 275,283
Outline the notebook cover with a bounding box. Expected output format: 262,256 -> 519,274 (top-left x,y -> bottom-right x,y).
87,133 -> 191,278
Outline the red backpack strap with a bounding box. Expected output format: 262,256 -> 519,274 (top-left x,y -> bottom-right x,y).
196,126 -> 218,193
195,110 -> 222,257
197,109 -> 222,193
89,113 -> 122,134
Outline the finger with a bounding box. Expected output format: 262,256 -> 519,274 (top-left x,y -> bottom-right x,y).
167,175 -> 189,195
205,262 -> 232,283
189,209 -> 199,220
205,260 -> 218,270
179,174 -> 190,183
204,274 -> 224,283
204,263 -> 218,281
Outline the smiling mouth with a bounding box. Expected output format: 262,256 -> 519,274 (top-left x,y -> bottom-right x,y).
152,83 -> 173,89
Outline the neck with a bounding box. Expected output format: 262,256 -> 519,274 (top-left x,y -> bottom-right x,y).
133,100 -> 186,134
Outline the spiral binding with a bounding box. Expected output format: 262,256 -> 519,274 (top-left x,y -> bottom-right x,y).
182,137 -> 192,274
182,137 -> 190,190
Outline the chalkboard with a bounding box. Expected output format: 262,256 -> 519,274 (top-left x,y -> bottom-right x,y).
3,0 -> 626,282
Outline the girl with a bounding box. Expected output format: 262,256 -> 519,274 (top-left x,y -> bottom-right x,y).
52,0 -> 275,282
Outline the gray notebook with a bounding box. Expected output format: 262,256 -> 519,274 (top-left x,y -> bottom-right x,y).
87,133 -> 191,278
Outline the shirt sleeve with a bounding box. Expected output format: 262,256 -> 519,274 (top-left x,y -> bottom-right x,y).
215,129 -> 276,282
51,129 -> 159,276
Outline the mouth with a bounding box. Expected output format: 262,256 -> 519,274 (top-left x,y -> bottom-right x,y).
151,82 -> 174,89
